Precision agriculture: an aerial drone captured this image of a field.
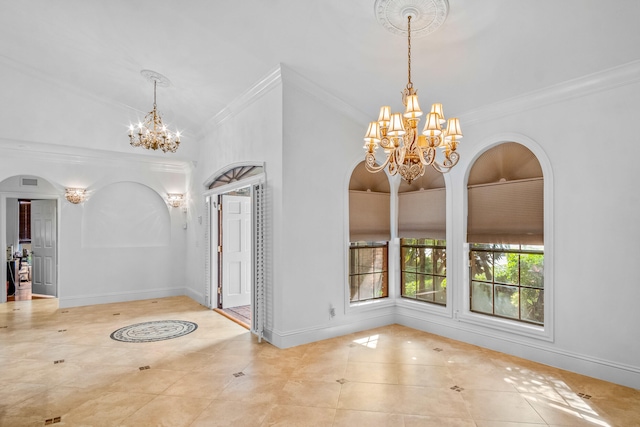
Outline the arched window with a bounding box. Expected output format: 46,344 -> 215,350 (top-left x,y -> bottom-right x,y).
398,168 -> 447,305
348,161 -> 390,302
467,142 -> 544,324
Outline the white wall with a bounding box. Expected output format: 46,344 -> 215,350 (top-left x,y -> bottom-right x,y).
0,145 -> 190,307
184,68 -> 284,324
187,63 -> 640,389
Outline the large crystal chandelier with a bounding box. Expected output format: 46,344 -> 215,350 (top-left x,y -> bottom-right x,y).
364,5 -> 462,183
129,71 -> 181,153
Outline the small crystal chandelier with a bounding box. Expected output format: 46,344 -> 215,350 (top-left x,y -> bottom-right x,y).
129,71 -> 181,153
364,9 -> 462,183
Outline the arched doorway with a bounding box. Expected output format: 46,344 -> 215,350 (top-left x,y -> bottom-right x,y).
1,175 -> 59,303
204,164 -> 266,341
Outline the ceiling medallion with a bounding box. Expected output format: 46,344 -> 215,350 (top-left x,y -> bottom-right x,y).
374,0 -> 449,37
364,0 -> 462,183
128,70 -> 181,153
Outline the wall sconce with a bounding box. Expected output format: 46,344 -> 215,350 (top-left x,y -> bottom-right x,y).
167,193 -> 184,208
65,188 -> 86,204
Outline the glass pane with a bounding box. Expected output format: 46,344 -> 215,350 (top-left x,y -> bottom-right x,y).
350,276 -> 359,302
349,248 -> 358,275
495,284 -> 519,319
434,249 -> 446,275
471,281 -> 493,314
371,247 -> 386,272
434,276 -> 446,305
402,247 -> 418,272
520,253 -> 544,288
416,248 -> 433,274
416,274 -> 434,302
493,252 -> 511,284
471,251 -> 493,281
357,274 -> 374,301
402,272 -> 417,298
356,248 -> 372,274
373,272 -> 388,298
521,288 -> 544,324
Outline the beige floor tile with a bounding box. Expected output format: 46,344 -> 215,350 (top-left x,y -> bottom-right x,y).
107,367 -> 186,394
403,414 -> 477,427
474,422 -> 546,427
333,409 -> 404,427
119,395 -> 212,427
60,391 -> 156,426
260,404 -> 335,427
397,364 -> 453,387
276,379 -> 342,408
216,374 -> 288,404
162,371 -> 235,397
462,389 -> 545,423
189,400 -> 273,427
2,297 -> 638,427
344,361 -> 399,384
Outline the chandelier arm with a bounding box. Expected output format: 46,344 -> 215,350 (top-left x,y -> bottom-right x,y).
418,145 -> 436,166
430,151 -> 460,173
365,152 -> 391,173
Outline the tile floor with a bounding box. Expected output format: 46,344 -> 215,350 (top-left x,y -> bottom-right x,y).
0,296 -> 638,426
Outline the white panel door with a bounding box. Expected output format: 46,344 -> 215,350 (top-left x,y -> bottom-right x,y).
222,195 -> 251,308
31,199 -> 57,296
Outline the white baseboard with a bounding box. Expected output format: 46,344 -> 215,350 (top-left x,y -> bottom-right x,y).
58,287 -> 186,308
396,312 -> 640,390
184,287 -> 205,306
267,312 -> 395,349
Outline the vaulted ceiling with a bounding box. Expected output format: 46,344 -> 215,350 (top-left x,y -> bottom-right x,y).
1,1 -> 639,161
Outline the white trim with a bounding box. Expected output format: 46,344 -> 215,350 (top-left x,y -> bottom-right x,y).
457,133 -> 554,342
281,65 -> 370,126
0,138 -> 192,174
200,67 -> 282,132
458,60 -> 640,125
58,287 -> 186,308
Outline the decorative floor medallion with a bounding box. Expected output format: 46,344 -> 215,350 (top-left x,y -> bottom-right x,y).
110,320 -> 198,343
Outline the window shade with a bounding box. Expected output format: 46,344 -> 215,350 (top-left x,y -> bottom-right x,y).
467,178 -> 543,245
349,190 -> 390,242
398,188 -> 446,239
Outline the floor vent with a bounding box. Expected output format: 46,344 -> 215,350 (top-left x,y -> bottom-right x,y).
53,360 -> 64,364
139,366 -> 151,371
113,313 -> 120,316
450,385 -> 464,392
58,329 -> 67,332
233,371 -> 245,377
433,348 -> 443,352
44,416 -> 61,425
578,392 -> 592,399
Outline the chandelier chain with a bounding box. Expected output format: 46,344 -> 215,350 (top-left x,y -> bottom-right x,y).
407,15 -> 412,90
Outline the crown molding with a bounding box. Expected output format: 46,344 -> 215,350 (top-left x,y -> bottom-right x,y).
0,138 -> 193,174
199,64 -> 371,137
280,64 -> 371,125
200,66 -> 283,134
459,60 -> 640,126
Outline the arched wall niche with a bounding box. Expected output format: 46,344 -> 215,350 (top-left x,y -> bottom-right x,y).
81,181 -> 171,248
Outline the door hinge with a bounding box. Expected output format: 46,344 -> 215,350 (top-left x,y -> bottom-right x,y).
217,203 -> 222,211
217,245 -> 222,253
217,287 -> 222,295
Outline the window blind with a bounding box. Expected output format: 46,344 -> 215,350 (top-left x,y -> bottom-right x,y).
467,178 -> 543,245
349,190 -> 390,242
398,188 -> 446,239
